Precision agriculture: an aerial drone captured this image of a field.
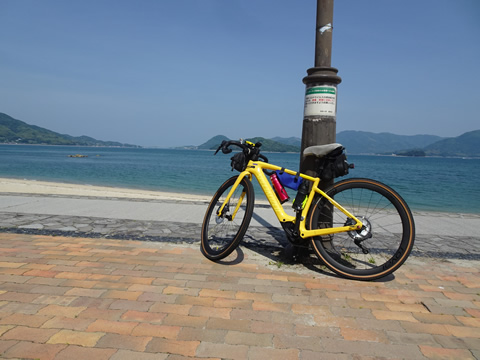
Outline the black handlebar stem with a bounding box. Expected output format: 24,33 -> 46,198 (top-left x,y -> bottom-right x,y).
213,139 -> 268,163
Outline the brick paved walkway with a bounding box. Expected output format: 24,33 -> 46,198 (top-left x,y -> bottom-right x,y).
0,233 -> 479,359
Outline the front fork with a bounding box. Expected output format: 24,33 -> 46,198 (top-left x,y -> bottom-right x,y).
216,173 -> 251,221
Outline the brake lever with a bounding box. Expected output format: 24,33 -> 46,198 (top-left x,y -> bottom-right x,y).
214,141 -> 226,155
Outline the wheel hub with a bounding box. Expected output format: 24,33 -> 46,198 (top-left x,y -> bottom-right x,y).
347,216 -> 372,241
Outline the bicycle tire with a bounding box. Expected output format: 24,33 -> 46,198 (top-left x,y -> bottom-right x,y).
308,178 -> 415,281
201,175 -> 254,261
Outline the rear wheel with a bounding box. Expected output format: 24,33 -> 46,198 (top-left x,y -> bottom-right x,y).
201,176 -> 254,261
308,178 -> 415,281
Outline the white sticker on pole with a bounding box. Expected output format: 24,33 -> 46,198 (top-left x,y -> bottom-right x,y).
304,86 -> 337,116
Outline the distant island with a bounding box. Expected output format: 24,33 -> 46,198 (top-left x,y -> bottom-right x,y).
0,112 -> 139,147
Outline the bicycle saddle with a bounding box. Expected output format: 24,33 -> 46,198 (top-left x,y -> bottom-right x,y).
303,143 -> 343,157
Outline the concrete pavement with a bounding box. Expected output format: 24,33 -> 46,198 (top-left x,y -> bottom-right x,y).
1,193 -> 480,259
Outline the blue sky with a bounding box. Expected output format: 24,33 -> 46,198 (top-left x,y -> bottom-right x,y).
1,0 -> 479,147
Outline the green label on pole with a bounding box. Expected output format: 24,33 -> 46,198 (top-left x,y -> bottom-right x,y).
305,87 -> 336,95
304,85 -> 337,116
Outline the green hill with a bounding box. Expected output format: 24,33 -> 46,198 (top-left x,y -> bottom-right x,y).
197,135 -> 230,150
198,130 -> 480,157
424,130 -> 480,157
0,112 -> 139,147
197,136 -> 300,152
336,131 -> 444,154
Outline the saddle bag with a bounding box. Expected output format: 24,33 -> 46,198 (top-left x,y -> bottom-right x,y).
317,146 -> 351,181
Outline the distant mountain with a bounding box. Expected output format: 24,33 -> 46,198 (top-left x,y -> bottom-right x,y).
197,135 -> 230,150
424,130 -> 480,157
0,112 -> 139,147
244,137 -> 300,152
197,136 -> 300,152
198,130 -> 480,157
271,136 -> 301,147
336,131 -> 444,155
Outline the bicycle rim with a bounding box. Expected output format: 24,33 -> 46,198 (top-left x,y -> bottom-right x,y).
201,176 -> 254,261
309,178 -> 415,281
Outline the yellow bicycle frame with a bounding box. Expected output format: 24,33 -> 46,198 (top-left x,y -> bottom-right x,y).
217,159 -> 363,239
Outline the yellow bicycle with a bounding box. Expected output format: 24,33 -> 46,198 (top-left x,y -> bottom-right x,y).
201,140 -> 415,281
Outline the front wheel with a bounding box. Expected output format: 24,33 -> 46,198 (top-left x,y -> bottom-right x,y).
201,175 -> 254,261
308,178 -> 415,281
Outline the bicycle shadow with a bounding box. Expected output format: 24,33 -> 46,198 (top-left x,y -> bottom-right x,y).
238,212 -> 396,283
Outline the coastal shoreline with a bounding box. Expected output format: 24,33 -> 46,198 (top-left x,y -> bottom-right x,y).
0,177 -> 212,202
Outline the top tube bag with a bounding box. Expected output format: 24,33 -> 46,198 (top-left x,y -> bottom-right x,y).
276,170 -> 303,190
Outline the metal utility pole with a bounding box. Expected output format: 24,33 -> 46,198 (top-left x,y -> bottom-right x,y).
300,0 -> 341,177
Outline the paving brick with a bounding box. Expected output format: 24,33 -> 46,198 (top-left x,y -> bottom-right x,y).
206,317 -> 251,332
131,323 -> 180,339
86,318 -> 138,335
248,347 -> 299,360
163,285 -> 199,296
419,345 -> 476,359
199,288 -> 236,299
341,327 -> 389,343
149,302 -> 191,315
225,330 -> 272,347
0,291 -> 40,303
445,324 -> 480,338
77,307 -> 124,321
213,297 -> 252,309
294,323 -> 339,338
37,304 -> 87,318
110,349 -> 168,360
385,302 -> 431,313
252,301 -> 290,313
300,350 -> 350,360
2,325 -> 58,343
177,327 -> 226,342
41,316 -> 93,331
109,299 -> 152,312
120,310 -> 166,323
387,330 -> 438,346
401,322 -> 451,336
195,342 -> 248,360
146,338 -> 200,357
190,305 -> 231,319
47,329 -> 105,347
457,316 -> 480,327
291,303 -> 330,316
64,287 -> 106,298
176,294 -> 215,306
273,333 -> 324,352
412,312 -> 462,326
2,341 -> 66,360
0,339 -> 17,354
372,309 -> 419,322
55,345 -> 117,360
162,313 -> 208,328
0,313 -> 51,327
96,333 -> 152,351
128,283 -> 166,294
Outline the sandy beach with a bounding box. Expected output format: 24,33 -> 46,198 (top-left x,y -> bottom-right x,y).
0,177 -> 211,202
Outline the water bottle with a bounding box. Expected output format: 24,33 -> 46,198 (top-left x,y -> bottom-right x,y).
270,173 -> 289,204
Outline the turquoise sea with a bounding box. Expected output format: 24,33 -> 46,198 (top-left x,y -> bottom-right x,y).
1,144 -> 479,214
